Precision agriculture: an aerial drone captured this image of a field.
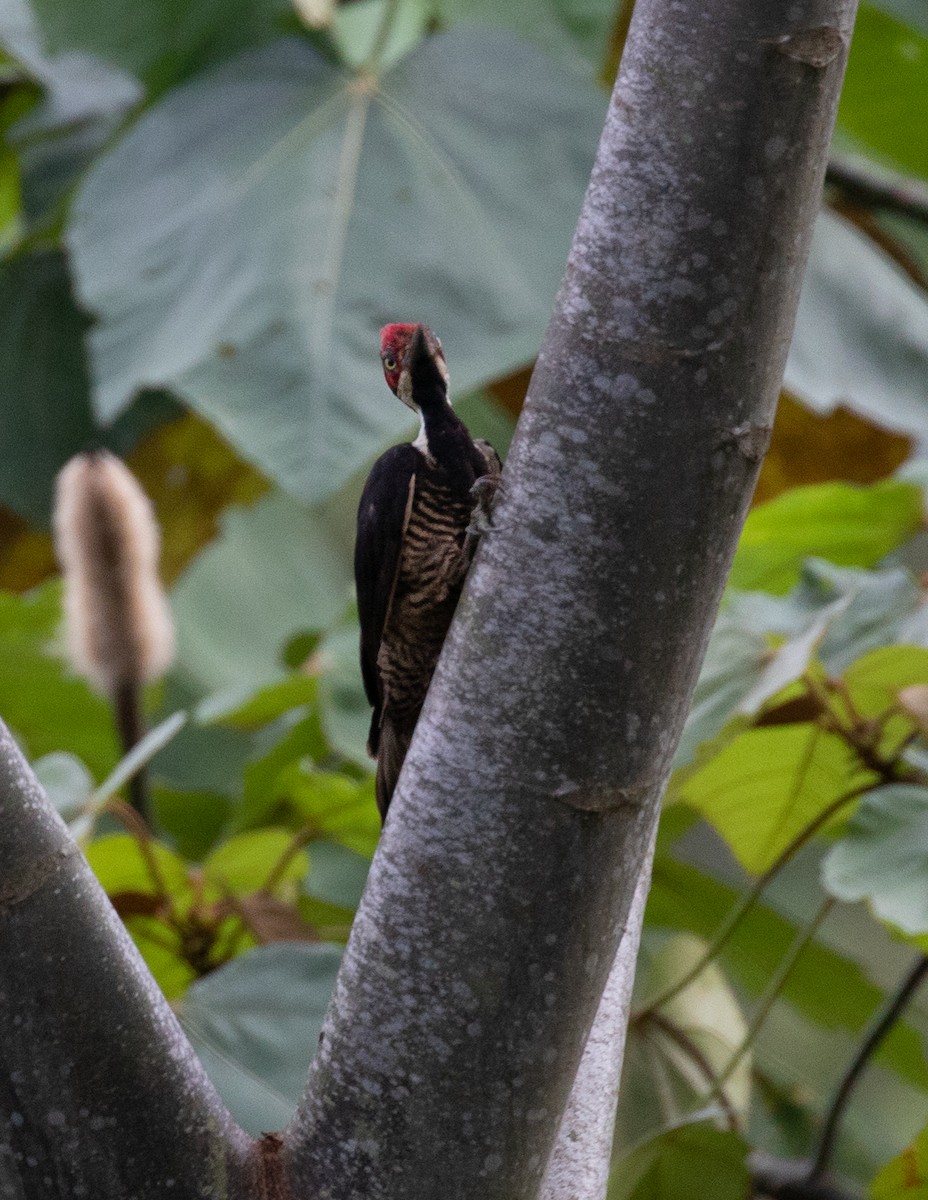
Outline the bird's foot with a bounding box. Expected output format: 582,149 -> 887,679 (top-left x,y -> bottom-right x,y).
467,474 -> 498,532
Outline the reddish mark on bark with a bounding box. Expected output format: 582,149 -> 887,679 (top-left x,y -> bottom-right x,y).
251,1132 -> 291,1200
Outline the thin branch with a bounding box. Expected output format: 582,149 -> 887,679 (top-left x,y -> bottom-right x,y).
752,1153 -> 862,1200
642,1010 -> 739,1132
637,785 -> 864,1020
114,678 -> 150,818
261,824 -> 316,895
826,155 -> 928,228
808,952 -> 928,1184
704,899 -> 834,1103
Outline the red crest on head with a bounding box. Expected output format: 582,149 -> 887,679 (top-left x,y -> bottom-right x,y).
380,323 -> 417,356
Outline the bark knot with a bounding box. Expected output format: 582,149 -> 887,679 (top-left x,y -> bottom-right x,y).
0,844 -> 79,916
717,422 -> 772,463
771,26 -> 846,69
552,779 -> 654,813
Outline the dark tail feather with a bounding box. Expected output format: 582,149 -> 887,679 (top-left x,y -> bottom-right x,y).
375,720 -> 411,823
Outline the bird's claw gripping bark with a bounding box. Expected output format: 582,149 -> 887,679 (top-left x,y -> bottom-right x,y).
464,474 -> 499,554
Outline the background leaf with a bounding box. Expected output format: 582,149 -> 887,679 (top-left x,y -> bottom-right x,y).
178,941 -> 343,1133
26,0 -> 294,96
608,1123 -> 750,1200
68,32 -> 605,500
871,1123 -> 928,1199
728,479 -> 923,595
837,5 -> 928,178
823,785 -> 928,935
0,580 -> 119,776
680,726 -> 876,874
785,212 -> 928,442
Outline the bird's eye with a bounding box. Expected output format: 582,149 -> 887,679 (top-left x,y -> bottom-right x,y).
383,355 -> 397,372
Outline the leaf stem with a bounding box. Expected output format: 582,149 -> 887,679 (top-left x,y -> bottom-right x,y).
702,898 -> 834,1104
637,786 -> 864,1020
102,798 -> 177,917
363,0 -> 403,75
808,952 -> 928,1184
826,156 -> 928,229
261,824 -> 316,895
642,1009 -> 740,1132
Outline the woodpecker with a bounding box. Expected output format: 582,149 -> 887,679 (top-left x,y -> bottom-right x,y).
355,323 -> 501,821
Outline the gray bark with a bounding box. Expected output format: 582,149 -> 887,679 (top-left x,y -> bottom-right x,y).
0,0 -> 855,1196
286,2 -> 856,1198
0,725 -> 253,1199
539,836 -> 655,1200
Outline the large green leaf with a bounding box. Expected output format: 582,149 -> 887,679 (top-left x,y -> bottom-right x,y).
842,646 -> 928,718
0,0 -> 142,228
437,0 -> 616,75
0,581 -> 119,777
170,490 -> 353,693
85,832 -> 191,899
178,942 -> 343,1134
823,786 -> 928,936
68,32 -> 605,500
304,839 -> 370,908
0,253 -> 177,526
785,212 -> 928,442
32,750 -> 93,817
274,763 -> 379,857
0,252 -> 96,524
315,620 -> 372,766
27,0 -> 293,97
837,5 -> 928,179
673,610 -> 768,770
647,855 -> 928,1090
869,0 -> 928,37
809,563 -> 928,674
608,1123 -> 749,1200
728,480 -> 922,596
680,725 -> 877,874
202,827 -> 309,896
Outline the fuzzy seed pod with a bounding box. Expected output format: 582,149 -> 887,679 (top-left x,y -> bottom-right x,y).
53,450 -> 175,695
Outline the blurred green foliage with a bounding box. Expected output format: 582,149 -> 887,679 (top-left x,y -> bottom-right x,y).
2,0 -> 928,1192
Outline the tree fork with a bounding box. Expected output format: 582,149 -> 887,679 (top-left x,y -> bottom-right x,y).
287,2 -> 858,1197
0,0 -> 857,1196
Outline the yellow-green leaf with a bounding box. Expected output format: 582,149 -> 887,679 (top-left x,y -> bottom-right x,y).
681,725 -> 876,874
729,480 -> 922,596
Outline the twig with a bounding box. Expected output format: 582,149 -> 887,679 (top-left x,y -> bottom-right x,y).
261,824 -> 316,895
703,899 -> 834,1104
808,952 -> 928,1184
636,788 -> 863,1020
642,1009 -> 740,1131
826,156 -> 928,228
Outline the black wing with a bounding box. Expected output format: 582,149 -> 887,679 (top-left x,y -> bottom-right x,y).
354,443 -> 421,751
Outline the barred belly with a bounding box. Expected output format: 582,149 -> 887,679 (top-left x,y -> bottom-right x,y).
377,475 -> 473,734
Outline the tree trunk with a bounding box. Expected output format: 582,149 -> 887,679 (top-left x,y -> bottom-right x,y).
286,2 -> 856,1197
0,0 -> 856,1196
0,726 -> 253,1198
539,834 -> 656,1200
